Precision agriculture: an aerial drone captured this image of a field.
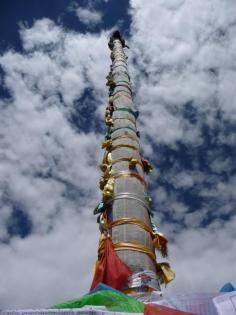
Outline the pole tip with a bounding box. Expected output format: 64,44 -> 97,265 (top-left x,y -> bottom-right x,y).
108,30 -> 128,50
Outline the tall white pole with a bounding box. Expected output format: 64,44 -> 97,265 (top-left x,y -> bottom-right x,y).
96,31 -> 174,298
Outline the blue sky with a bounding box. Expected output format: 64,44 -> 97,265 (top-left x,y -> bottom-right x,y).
0,0 -> 236,309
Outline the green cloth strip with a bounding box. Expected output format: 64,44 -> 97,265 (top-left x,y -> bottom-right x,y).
51,289 -> 144,312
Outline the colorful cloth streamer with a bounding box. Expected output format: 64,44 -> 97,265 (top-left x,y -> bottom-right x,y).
90,237 -> 132,291
219,282 -> 235,292
94,202 -> 107,215
144,304 -> 199,315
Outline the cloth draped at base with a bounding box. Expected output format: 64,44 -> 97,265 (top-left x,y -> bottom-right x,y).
90,238 -> 132,291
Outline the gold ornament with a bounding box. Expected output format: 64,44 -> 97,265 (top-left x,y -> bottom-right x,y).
106,79 -> 116,88
99,176 -> 108,190
110,52 -> 114,61
102,151 -> 112,165
103,166 -> 112,179
105,109 -> 110,118
129,157 -> 139,169
101,139 -> 113,149
108,96 -> 113,105
141,157 -> 153,174
146,195 -> 153,208
105,118 -> 113,127
103,177 -> 115,200
100,163 -> 109,172
107,152 -> 112,164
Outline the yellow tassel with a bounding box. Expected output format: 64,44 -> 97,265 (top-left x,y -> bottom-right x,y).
152,233 -> 168,257
152,234 -> 160,249
156,262 -> 175,284
159,233 -> 168,257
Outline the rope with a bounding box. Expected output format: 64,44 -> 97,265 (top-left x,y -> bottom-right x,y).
112,193 -> 154,217
115,80 -> 131,86
112,193 -> 149,210
114,241 -> 156,262
112,64 -> 127,71
114,84 -> 132,92
112,134 -> 139,145
111,91 -> 132,102
108,217 -> 152,234
112,171 -> 147,190
113,59 -> 127,64
113,117 -> 136,125
112,90 -> 132,100
111,157 -> 143,169
113,52 -> 126,58
114,107 -> 137,118
111,126 -> 137,134
111,144 -> 139,151
112,70 -> 130,78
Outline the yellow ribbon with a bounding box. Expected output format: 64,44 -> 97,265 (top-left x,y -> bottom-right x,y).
108,217 -> 152,234
111,157 -> 143,169
114,241 -> 156,262
102,142 -> 139,152
112,171 -> 147,190
107,217 -> 168,256
111,144 -> 139,151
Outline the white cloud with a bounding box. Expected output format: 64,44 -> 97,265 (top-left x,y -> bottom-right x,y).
19,19 -> 63,51
0,0 -> 236,308
0,19 -> 110,308
76,7 -> 103,27
128,0 -> 236,296
165,216 -> 236,295
0,212 -> 99,308
129,0 -> 236,144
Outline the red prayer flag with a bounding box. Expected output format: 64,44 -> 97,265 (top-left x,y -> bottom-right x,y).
144,304 -> 200,315
90,238 -> 132,291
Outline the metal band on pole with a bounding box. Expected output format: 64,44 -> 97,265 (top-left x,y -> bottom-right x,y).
112,193 -> 149,210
